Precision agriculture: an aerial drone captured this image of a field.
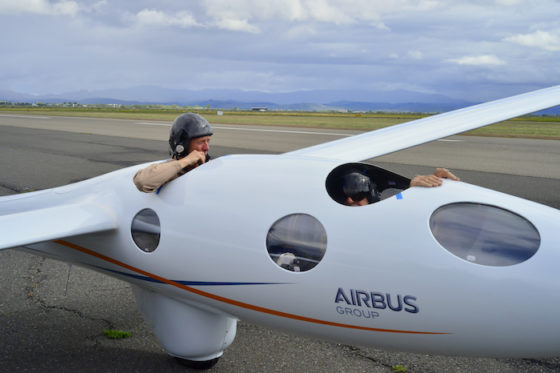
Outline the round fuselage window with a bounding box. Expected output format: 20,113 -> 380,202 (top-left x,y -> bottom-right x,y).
131,208 -> 161,253
430,203 -> 540,266
266,213 -> 327,272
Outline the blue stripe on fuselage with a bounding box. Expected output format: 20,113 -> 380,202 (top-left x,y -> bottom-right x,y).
96,266 -> 286,286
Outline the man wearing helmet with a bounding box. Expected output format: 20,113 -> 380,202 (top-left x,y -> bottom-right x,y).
343,168 -> 459,206
133,113 -> 213,193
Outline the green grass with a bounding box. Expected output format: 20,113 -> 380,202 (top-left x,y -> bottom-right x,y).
466,119 -> 560,138
103,329 -> 131,339
1,107 -> 559,139
392,365 -> 408,372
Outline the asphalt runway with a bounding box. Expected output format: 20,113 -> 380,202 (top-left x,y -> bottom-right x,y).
1,115 -> 559,372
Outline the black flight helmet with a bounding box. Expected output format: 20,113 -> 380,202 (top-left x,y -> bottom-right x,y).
169,113 -> 213,159
342,171 -> 380,203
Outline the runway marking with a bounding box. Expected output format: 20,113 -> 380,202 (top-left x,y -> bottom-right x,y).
0,114 -> 49,119
213,126 -> 352,137
138,122 -> 352,137
137,122 -> 170,126
54,239 -> 450,336
437,139 -> 463,142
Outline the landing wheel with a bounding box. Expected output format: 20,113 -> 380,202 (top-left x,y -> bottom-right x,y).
174,357 -> 220,370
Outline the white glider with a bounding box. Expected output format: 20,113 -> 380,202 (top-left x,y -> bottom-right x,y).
1,86 -> 559,368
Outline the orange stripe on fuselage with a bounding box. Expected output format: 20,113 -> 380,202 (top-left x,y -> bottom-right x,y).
54,239 -> 449,335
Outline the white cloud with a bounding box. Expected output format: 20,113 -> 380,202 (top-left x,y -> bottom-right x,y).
304,0 -> 354,24
285,24 -> 317,38
214,17 -> 259,33
408,50 -> 423,59
134,9 -> 199,28
200,0 -> 435,30
505,30 -> 560,51
0,0 -> 79,16
117,0 -> 443,34
495,0 -> 523,5
372,21 -> 390,31
86,0 -> 107,13
51,0 -> 78,15
2,0 -> 560,101
447,55 -> 506,66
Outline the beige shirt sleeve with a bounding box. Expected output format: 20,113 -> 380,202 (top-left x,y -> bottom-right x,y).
133,159 -> 183,193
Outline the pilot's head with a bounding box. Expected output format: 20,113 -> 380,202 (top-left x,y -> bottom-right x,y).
342,171 -> 379,206
169,113 -> 213,159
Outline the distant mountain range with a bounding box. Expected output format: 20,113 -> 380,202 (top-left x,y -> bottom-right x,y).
1,86 -> 559,114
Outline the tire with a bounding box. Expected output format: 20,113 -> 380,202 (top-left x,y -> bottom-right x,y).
174,357 -> 220,370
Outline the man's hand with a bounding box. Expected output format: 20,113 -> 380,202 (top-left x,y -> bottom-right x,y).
433,168 -> 459,181
178,150 -> 206,169
410,168 -> 460,187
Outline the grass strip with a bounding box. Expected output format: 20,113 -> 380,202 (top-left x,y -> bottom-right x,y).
1,107 -> 559,139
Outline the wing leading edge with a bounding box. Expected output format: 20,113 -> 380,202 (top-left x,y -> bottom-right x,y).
0,201 -> 117,251
286,85 -> 560,162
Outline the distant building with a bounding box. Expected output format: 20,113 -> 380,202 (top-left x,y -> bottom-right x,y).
251,107 -> 268,112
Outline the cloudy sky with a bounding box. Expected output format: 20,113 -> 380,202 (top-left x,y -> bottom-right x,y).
1,0 -> 559,101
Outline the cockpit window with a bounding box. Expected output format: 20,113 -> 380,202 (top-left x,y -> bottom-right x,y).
430,203 -> 540,266
266,214 -> 327,272
131,208 -> 161,252
326,163 -> 410,206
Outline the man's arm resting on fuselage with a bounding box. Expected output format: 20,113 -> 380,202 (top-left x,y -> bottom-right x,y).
133,159 -> 183,193
133,151 -> 207,193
